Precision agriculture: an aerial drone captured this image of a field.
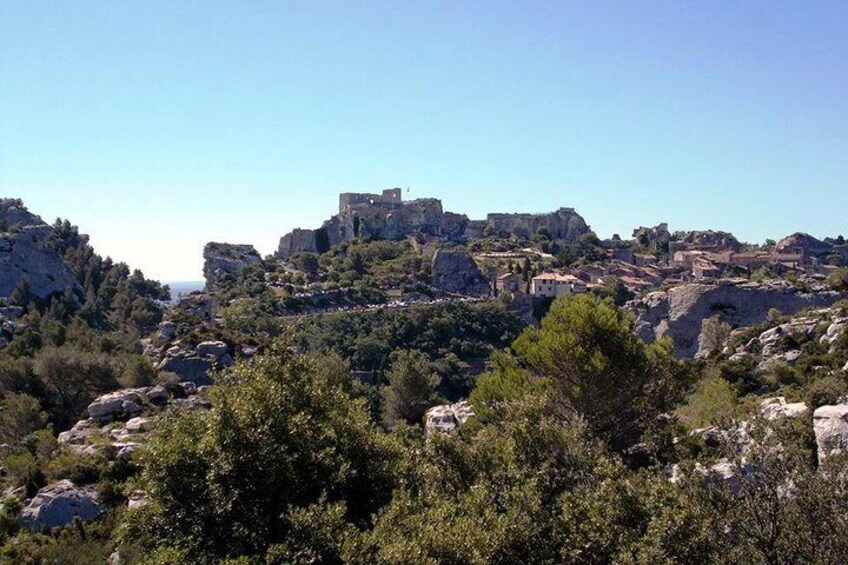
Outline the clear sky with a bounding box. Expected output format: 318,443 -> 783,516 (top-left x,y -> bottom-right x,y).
1,1 -> 846,281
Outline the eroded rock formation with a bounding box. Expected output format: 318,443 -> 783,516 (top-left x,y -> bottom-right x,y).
631,280 -> 841,358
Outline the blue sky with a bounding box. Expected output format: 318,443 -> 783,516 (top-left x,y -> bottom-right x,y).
1,1 -> 846,281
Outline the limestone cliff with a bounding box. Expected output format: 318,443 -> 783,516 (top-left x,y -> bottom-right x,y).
631,280 -> 842,358
430,248 -> 490,296
0,199 -> 81,299
485,207 -> 591,240
202,242 -> 261,290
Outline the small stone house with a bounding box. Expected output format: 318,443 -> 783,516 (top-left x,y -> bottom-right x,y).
531,273 -> 587,298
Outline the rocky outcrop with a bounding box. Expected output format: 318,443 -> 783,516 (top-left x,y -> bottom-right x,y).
632,223 -> 671,253
631,280 -> 841,358
431,248 -> 489,296
20,480 -> 102,531
0,198 -> 43,230
156,341 -> 234,385
776,233 -> 833,260
277,228 -> 321,259
760,397 -> 808,421
202,242 -> 261,290
60,383 -> 210,461
680,230 -> 741,252
0,200 -> 81,300
722,306 -> 847,372
485,208 -> 591,241
425,400 -> 475,436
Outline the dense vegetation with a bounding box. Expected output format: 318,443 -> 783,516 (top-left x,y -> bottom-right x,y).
4,294 -> 832,564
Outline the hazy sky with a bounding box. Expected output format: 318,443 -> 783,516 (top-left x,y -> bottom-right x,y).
2,1 -> 846,281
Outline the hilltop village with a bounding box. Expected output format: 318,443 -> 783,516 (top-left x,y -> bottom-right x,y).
203,188 -> 847,316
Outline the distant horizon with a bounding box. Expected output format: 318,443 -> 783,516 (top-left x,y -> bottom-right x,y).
3,2 -> 846,280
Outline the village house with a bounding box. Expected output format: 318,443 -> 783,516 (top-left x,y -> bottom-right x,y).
531,272 -> 587,298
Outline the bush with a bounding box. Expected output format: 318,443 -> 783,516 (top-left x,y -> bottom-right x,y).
805,375 -> 848,409
677,374 -> 738,428
118,356 -> 155,388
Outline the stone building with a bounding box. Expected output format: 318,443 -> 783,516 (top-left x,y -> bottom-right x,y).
531,273 -> 587,298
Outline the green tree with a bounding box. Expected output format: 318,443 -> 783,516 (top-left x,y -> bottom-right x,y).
0,393 -> 49,447
381,350 -> 440,427
511,293 -> 680,450
33,346 -> 116,430
699,315 -> 732,357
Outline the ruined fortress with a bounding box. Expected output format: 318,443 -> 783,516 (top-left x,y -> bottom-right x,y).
276,189 -> 592,258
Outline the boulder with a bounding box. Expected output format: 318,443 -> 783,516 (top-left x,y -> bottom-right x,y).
87,390 -> 144,424
19,480 -> 102,530
157,320 -> 176,342
425,401 -> 475,436
156,342 -> 233,385
125,417 -> 154,434
813,404 -> 848,463
821,318 -> 847,348
760,397 -> 808,421
431,248 -> 489,296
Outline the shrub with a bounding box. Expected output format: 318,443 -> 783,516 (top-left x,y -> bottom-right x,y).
804,375 -> 848,409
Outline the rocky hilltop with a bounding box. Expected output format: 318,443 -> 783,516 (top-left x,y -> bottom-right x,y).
276,189 -> 592,258
202,242 -> 261,290
631,279 -> 842,358
0,199 -> 81,299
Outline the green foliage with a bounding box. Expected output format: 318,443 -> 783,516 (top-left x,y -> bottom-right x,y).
826,267 -> 848,292
700,315 -> 732,357
122,343 -> 400,561
512,293 -> 682,450
381,350 -> 441,427
290,300 -> 524,399
118,355 -> 155,388
33,345 -> 117,430
470,350 -> 547,421
0,393 -> 49,447
677,373 -> 738,428
805,375 -> 848,409
589,277 -> 634,306
2,452 -> 44,497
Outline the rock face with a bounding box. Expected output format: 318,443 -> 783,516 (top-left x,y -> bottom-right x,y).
680,230 -> 741,252
426,401 -> 475,436
485,208 -> 590,240
156,341 -> 234,385
632,223 -> 671,253
631,280 -> 841,358
20,480 -> 102,531
0,200 -> 81,300
277,228 -> 321,258
776,233 -> 834,261
430,248 -> 489,296
202,242 -> 261,290
813,404 -> 848,463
